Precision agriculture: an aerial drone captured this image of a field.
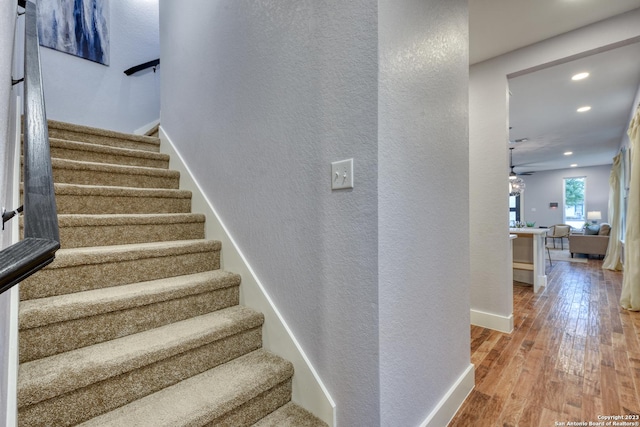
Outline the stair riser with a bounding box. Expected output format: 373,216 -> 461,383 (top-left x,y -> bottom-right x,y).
208,380 -> 292,427
18,328 -> 263,427
57,221 -> 205,248
50,145 -> 169,169
48,127 -> 160,152
52,166 -> 180,190
20,249 -> 220,300
20,286 -> 239,362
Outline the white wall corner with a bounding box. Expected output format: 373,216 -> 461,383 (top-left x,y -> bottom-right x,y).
470,309 -> 514,334
4,95 -> 23,427
419,364 -> 475,427
158,127 -> 336,427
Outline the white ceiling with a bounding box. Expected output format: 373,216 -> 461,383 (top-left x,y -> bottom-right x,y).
507,43 -> 640,173
470,0 -> 640,174
470,0 -> 640,65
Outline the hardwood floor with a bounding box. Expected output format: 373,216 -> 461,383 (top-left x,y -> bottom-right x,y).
450,258 -> 640,427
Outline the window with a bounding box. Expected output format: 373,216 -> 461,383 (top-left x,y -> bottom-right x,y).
509,195 -> 520,225
563,177 -> 586,229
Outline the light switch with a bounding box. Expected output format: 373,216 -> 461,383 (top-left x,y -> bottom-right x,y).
331,159 -> 353,190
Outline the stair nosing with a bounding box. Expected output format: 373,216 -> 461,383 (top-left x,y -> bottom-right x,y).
49,138 -> 170,162
46,239 -> 221,269
52,183 -> 192,198
55,213 -> 206,227
18,306 -> 265,407
51,157 -> 179,178
253,402 -> 328,427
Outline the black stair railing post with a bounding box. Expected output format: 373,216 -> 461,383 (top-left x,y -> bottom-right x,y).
0,0 -> 60,295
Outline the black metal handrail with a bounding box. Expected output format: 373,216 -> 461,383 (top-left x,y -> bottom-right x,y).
0,0 -> 60,295
124,58 -> 160,76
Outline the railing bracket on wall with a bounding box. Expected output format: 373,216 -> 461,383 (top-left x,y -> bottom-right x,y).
2,206 -> 23,230
124,58 -> 160,76
12,77 -> 24,86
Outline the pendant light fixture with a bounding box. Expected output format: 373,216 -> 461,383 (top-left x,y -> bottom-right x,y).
509,147 -> 526,196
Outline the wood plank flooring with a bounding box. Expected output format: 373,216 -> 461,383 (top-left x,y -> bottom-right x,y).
449,257 -> 640,427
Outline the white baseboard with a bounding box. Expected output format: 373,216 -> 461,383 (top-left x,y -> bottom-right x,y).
419,363 -> 475,427
133,118 -> 160,135
470,309 -> 514,333
158,127 -> 336,427
5,287 -> 19,427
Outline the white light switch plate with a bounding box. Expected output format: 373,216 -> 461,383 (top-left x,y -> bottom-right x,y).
331,158 -> 354,190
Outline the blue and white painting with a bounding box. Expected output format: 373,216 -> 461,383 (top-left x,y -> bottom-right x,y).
37,0 -> 110,65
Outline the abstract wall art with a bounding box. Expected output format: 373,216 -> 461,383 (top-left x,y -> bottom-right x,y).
37,0 -> 110,65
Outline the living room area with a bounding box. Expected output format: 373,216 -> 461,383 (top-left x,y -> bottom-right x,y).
511,164 -> 613,264
463,4 -> 640,424
505,39 -> 639,273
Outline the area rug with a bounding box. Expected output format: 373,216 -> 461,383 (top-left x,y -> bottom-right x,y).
547,248 -> 588,263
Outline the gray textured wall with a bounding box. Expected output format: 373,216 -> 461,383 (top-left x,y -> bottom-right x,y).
520,165 -> 612,227
378,0 -> 471,424
160,0 -> 471,425
39,0 -> 160,133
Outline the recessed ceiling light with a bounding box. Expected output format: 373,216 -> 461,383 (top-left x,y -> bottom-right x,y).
572,72 -> 590,81
564,151 -> 573,156
570,164 -> 578,167
577,106 -> 591,113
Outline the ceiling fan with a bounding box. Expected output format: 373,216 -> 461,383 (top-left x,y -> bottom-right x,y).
508,147 -> 535,177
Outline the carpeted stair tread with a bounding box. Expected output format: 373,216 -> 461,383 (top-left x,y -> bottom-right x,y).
47,119 -> 160,152
253,402 -> 328,427
16,120 -> 318,426
19,270 -> 242,362
54,213 -> 206,247
18,306 -> 265,408
19,325 -> 263,427
51,158 -> 180,189
75,349 -> 293,427
49,138 -> 169,168
39,239 -> 220,268
20,240 -> 221,300
20,269 -> 240,329
52,183 -> 192,214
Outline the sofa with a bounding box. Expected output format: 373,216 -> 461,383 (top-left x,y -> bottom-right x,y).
568,223 -> 610,258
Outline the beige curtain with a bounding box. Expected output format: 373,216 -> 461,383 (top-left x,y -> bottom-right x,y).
621,106 -> 640,310
603,153 -> 623,270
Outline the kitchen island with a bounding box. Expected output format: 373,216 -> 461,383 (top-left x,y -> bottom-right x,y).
509,227 -> 549,293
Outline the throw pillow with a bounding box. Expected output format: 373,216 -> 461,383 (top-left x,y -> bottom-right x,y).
584,224 -> 600,235
599,223 -> 611,236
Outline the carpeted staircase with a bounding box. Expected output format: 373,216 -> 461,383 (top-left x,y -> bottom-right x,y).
17,120 -> 326,427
